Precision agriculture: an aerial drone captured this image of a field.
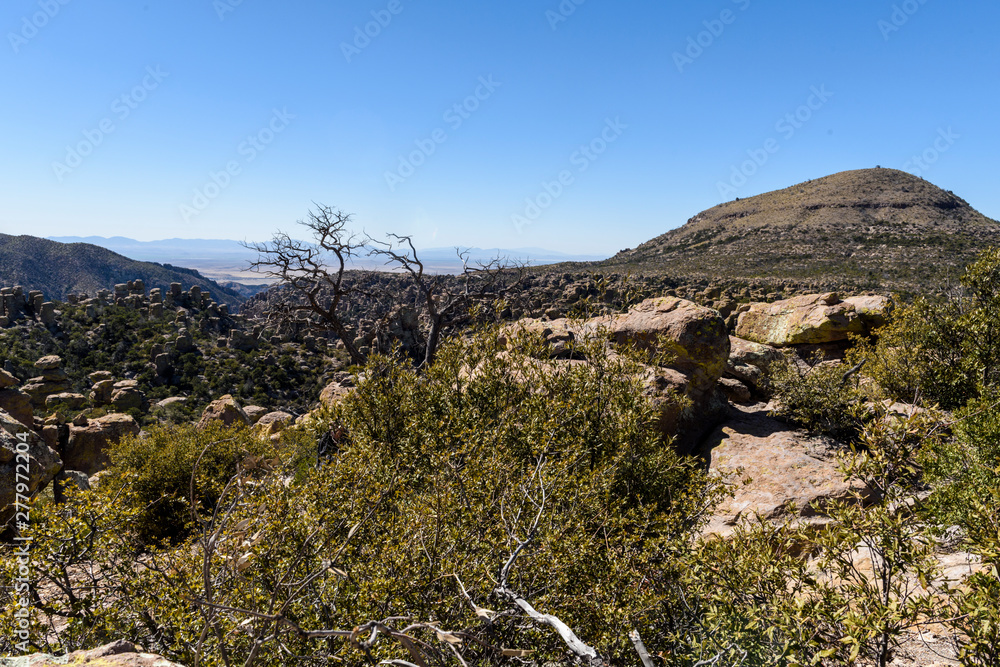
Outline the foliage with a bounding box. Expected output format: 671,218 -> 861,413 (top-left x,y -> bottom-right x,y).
853,247 -> 1000,409
102,421 -> 275,544
1,325 -> 727,665
769,353 -> 877,440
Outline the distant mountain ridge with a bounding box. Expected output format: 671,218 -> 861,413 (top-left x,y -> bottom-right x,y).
597,168 -> 1000,291
47,236 -> 608,273
0,235 -> 247,309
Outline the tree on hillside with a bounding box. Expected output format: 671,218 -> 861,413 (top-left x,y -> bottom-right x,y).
369,233 -> 527,366
245,205 -> 370,365
246,204 -> 527,367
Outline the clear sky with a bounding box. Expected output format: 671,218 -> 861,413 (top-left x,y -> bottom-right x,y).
1,0 -> 996,255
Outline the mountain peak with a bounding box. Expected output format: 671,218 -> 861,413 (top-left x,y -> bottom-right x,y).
604,168 -> 999,291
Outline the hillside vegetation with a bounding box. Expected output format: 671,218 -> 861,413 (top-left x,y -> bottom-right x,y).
0,235 -> 248,309
600,168 -> 1000,291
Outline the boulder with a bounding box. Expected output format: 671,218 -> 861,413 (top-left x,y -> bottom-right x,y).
64,413 -> 140,476
88,370 -> 114,383
90,378 -> 116,405
156,396 -> 188,409
111,386 -> 147,412
735,293 -> 889,346
0,368 -> 18,388
1,409 -> 61,525
243,405 -> 269,424
45,392 -> 87,411
254,411 -> 295,439
34,355 -> 63,371
1,640 -> 187,666
0,389 -> 33,428
197,394 -> 251,429
718,377 -> 752,403
588,297 -> 731,453
319,381 -> 355,409
725,336 -> 784,396
703,405 -> 868,536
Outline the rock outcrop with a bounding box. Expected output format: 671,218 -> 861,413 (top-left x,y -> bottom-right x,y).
64,413 -> 141,476
703,404 -> 868,536
22,355 -> 73,408
735,293 -> 890,347
1,408 -> 61,526
0,640 -> 186,666
197,394 -> 251,429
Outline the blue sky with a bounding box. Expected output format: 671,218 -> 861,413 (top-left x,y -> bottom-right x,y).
0,0 -> 996,255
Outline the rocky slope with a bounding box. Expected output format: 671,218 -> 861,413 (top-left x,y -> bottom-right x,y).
0,235 -> 247,310
600,168 -> 1000,292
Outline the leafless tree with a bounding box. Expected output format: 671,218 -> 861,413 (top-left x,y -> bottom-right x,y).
368,234 -> 527,367
244,205 -> 369,365
247,205 -> 528,368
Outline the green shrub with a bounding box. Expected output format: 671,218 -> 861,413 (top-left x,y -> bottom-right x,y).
769,353 -> 877,440
102,421 -> 276,544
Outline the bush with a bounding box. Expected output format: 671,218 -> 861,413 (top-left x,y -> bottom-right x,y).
768,353 -> 877,440
102,421 -> 276,544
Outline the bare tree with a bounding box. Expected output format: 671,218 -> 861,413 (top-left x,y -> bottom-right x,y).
368,234 -> 527,367
244,205 -> 369,365
247,205 -> 528,369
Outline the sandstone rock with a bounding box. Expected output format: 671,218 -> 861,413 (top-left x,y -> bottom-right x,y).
156,396 -> 187,409
0,389 -> 32,428
154,353 -> 171,376
0,368 -> 18,388
589,297 -> 731,453
319,381 -> 354,409
45,392 -> 87,410
725,336 -> 784,396
39,301 -> 56,325
65,413 -> 141,476
1,409 -> 61,525
197,394 -> 251,429
719,377 -> 752,403
254,411 -> 295,438
229,329 -> 258,352
243,405 -> 268,424
735,292 -> 885,346
111,386 -> 147,412
90,379 -> 116,405
703,405 -> 867,536
34,355 -> 63,371
89,370 -> 114,383
1,640 -> 187,666
843,294 -> 892,330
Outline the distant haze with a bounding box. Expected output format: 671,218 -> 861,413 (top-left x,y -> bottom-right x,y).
48,236 -> 609,282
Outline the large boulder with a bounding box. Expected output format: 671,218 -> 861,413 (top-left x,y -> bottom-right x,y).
0,389 -> 33,428
725,336 -> 784,396
64,413 -> 141,476
735,293 -> 890,347
0,368 -> 18,388
0,640 -> 186,666
197,394 -> 251,429
1,409 -> 61,526
703,405 -> 868,536
588,297 -> 731,454
254,411 -> 295,439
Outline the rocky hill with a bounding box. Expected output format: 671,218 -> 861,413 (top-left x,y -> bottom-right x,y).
0,235 -> 247,309
600,168 -> 1000,292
